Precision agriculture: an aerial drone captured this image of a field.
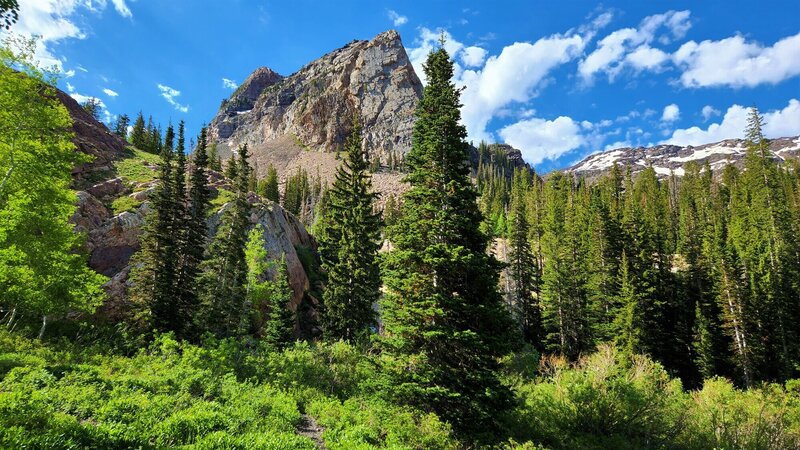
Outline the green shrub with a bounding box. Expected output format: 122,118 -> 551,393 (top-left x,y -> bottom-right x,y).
678,377 -> 800,449
511,345 -> 686,449
308,396 -> 457,449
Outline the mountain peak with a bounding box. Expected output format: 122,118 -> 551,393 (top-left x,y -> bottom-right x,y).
208,30 -> 422,179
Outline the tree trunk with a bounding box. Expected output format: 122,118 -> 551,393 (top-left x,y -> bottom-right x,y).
38,315 -> 48,340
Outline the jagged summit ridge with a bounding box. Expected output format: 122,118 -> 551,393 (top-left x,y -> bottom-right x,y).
566,136 -> 800,179
208,30 -> 422,172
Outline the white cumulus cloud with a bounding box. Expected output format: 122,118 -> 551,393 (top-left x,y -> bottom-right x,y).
701,105 -> 720,121
387,10 -> 407,27
673,32 -> 800,88
157,83 -> 189,113
578,10 -> 690,84
102,88 -> 118,97
661,104 -> 680,122
499,116 -> 585,165
222,78 -> 238,90
664,99 -> 800,146
70,92 -> 105,109
461,46 -> 487,67
406,14 -> 610,147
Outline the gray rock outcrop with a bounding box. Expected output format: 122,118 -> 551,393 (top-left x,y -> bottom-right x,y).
208,30 -> 422,173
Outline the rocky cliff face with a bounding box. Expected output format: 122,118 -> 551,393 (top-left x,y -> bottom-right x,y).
54,86 -> 318,321
208,30 -> 422,176
566,136 -> 800,181
56,89 -> 130,189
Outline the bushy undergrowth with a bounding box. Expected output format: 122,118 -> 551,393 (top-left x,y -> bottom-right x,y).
0,330 -> 457,449
1,331 -> 798,449
505,345 -> 800,450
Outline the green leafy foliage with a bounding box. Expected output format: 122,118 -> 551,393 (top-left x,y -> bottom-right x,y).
0,36 -> 106,334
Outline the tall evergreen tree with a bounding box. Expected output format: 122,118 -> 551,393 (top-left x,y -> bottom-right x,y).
176,127 -> 212,339
540,173 -> 591,359
317,118 -> 381,342
727,107 -> 799,380
81,98 -> 101,121
258,164 -> 280,203
128,124 -> 181,332
113,113 -> 130,139
198,144 -> 252,337
130,112 -> 146,148
379,44 -> 516,441
508,167 -> 541,347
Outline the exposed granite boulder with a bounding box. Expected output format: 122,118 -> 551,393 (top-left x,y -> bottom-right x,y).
208,30 -> 422,172
87,177 -> 128,200
208,200 -> 317,310
87,208 -> 146,276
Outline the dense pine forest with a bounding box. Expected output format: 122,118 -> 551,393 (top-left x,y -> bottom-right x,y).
475,109 -> 800,389
2,3 -> 800,447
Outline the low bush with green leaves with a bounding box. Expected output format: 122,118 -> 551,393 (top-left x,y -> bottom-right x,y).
505,345 -> 800,450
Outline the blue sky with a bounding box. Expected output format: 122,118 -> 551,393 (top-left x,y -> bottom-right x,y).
6,0 -> 800,172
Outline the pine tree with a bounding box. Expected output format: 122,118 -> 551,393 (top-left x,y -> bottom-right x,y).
379,44 -> 516,441
678,162 -> 730,383
540,173 -> 591,359
383,193 -> 400,227
128,124 -> 181,333
258,164 -> 280,203
198,144 -> 252,337
113,113 -> 130,139
177,127 -> 212,339
224,154 -> 238,180
715,163 -> 757,386
130,111 -> 146,148
81,98 -> 101,121
727,107 -> 799,381
508,167 -> 541,347
317,117 -> 381,342
245,225 -> 294,348
207,143 -> 223,172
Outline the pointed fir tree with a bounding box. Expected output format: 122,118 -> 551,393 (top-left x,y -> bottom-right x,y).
316,117 -> 381,342
128,123 -> 180,332
130,111 -> 146,148
383,193 -> 400,227
263,255 -> 295,348
245,225 -> 294,348
379,44 -> 517,442
258,164 -> 280,203
508,167 -> 541,347
540,173 -> 591,359
113,113 -> 130,139
198,144 -> 252,337
176,127 -> 212,339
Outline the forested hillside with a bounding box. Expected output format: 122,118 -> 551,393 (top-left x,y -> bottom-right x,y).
2,3 -> 800,447
477,109 -> 800,388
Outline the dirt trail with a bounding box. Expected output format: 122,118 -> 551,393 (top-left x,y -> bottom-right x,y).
296,414 -> 326,449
